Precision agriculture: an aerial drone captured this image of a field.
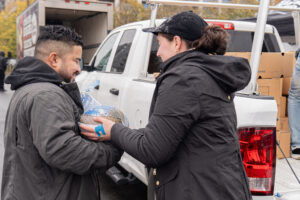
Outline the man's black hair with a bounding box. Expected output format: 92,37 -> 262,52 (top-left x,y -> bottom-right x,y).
0,51 -> 5,57
34,25 -> 83,58
36,25 -> 83,47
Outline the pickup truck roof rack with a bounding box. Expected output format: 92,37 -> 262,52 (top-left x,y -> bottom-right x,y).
142,0 -> 300,94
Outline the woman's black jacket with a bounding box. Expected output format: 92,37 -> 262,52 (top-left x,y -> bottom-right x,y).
111,50 -> 252,200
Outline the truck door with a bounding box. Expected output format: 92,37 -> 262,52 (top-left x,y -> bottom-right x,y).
86,29 -> 137,109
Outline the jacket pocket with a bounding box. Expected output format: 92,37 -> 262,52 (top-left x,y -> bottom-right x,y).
156,163 -> 178,186
217,151 -> 251,200
155,162 -> 179,200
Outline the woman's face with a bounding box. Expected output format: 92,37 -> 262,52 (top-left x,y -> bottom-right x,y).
156,33 -> 177,62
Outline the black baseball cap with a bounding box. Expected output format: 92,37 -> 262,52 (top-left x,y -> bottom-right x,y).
143,11 -> 208,41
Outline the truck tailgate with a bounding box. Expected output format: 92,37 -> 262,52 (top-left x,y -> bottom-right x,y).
235,94 -> 277,128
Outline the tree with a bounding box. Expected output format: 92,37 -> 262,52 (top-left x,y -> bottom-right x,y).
114,0 -> 267,28
114,0 -> 150,27
0,0 -> 35,58
271,0 -> 282,6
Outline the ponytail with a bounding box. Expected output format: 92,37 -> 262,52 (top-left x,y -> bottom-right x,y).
191,25 -> 229,55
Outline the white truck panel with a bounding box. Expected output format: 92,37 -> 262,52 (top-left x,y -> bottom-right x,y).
118,153 -> 148,185
234,95 -> 278,128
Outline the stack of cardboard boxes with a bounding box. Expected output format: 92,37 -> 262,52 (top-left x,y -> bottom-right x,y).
226,52 -> 296,159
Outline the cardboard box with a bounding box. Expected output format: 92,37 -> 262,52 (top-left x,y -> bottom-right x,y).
278,96 -> 287,117
276,117 -> 289,132
276,131 -> 291,159
282,52 -> 296,78
225,52 -> 251,61
225,52 -> 295,79
282,77 -> 292,95
258,53 -> 285,79
257,78 -> 283,106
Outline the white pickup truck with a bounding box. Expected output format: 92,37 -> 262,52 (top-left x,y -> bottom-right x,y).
76,1 -> 300,200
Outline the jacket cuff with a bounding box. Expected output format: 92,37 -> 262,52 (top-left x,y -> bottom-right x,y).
111,123 -> 125,149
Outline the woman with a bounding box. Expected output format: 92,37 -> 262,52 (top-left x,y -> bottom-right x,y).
81,11 -> 252,200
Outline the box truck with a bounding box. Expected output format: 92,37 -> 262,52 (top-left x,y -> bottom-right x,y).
16,0 -> 114,64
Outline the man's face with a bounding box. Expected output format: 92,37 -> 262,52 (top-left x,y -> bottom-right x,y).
156,33 -> 177,62
57,45 -> 82,83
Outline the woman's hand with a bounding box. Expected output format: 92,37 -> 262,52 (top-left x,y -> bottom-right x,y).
80,117 -> 115,141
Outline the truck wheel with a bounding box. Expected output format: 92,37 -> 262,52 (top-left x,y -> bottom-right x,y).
147,168 -> 156,200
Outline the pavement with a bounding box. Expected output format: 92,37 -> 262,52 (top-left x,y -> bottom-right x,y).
275,158 -> 300,195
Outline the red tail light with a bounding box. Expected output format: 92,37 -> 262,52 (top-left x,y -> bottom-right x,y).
65,0 -> 90,4
206,21 -> 234,30
238,127 -> 276,195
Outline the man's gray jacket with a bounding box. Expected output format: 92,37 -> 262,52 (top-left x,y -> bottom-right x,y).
1,57 -> 122,200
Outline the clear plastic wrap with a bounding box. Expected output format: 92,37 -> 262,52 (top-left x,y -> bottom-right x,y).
80,80 -> 129,127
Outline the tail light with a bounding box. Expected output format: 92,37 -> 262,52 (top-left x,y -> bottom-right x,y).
206,21 -> 234,30
238,127 -> 276,195
65,0 -> 97,5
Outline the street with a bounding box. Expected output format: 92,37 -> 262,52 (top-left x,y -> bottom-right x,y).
0,84 -> 147,199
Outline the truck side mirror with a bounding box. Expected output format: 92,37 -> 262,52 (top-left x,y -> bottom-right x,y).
80,58 -> 94,72
82,65 -> 94,72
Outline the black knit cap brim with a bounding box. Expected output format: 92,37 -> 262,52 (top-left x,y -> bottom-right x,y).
143,27 -> 160,35
142,11 -> 208,41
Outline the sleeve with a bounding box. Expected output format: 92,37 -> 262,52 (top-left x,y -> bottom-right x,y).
28,90 -> 123,175
111,72 -> 201,167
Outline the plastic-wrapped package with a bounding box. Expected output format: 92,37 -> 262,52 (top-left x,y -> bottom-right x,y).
80,80 -> 129,127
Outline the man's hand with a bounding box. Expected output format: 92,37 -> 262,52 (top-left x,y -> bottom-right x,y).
80,117 -> 115,141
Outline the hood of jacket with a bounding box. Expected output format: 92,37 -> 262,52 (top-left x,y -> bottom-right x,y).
5,56 -> 64,90
160,50 -> 251,94
5,56 -> 83,113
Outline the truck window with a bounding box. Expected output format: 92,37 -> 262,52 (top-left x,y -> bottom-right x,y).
147,30 -> 281,74
148,35 -> 162,74
111,29 -> 136,73
94,33 -> 119,71
227,30 -> 280,52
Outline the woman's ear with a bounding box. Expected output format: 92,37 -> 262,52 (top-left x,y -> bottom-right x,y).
173,36 -> 182,53
174,36 -> 188,53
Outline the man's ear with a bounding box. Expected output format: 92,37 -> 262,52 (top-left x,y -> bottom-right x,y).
47,52 -> 60,69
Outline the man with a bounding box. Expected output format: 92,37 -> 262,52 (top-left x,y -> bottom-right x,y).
1,25 -> 122,200
0,51 -> 6,91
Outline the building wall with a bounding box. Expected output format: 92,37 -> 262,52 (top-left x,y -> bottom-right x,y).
0,0 -> 5,11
